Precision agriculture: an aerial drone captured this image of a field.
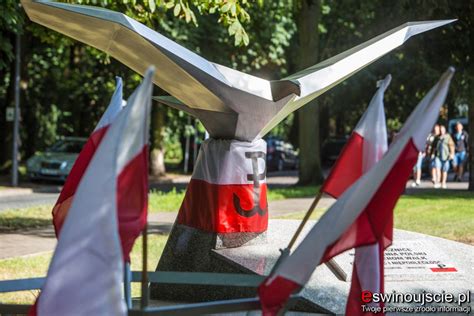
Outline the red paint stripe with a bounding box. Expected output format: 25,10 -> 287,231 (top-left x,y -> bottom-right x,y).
321,132 -> 364,199
322,139 -> 418,263
430,267 -> 457,272
177,179 -> 268,233
53,126 -> 109,237
116,146 -> 148,262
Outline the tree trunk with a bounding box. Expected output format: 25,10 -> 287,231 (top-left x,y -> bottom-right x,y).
150,103 -> 166,177
0,33 -> 16,171
319,102 -> 330,144
296,0 -> 324,185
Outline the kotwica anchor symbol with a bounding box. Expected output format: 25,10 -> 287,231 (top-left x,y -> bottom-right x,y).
233,151 -> 268,217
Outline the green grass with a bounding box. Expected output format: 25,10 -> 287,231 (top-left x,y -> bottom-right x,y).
0,252 -> 52,304
394,190 -> 474,244
268,185 -> 318,200
149,188 -> 185,212
0,234 -> 169,304
279,190 -> 474,244
0,205 -> 53,232
148,185 -> 318,213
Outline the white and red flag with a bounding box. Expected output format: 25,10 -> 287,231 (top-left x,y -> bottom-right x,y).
52,77 -> 125,236
29,68 -> 154,316
177,139 -> 268,234
321,74 -> 391,198
321,74 -> 391,316
258,67 -> 454,315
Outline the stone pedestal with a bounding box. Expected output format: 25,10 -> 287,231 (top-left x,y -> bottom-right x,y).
150,138 -> 271,302
214,220 -> 474,314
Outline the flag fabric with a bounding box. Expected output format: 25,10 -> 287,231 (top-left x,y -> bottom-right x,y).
258,68 -> 454,315
29,68 -> 154,316
319,74 -> 391,316
321,74 -> 391,198
177,139 -> 268,233
52,77 -> 124,237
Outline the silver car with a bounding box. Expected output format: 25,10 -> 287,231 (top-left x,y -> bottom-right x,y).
26,137 -> 87,181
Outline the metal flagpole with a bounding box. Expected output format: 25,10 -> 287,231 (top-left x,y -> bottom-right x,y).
269,191 -> 322,274
270,190 -> 346,280
141,222 -> 149,309
124,263 -> 132,308
287,191 -> 323,250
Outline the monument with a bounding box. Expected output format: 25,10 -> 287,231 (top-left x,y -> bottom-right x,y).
21,0 -> 460,311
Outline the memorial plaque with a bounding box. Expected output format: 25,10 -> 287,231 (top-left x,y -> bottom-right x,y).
332,239 -> 463,282
384,240 -> 460,278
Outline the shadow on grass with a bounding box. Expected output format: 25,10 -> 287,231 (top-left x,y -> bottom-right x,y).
0,217 -> 53,233
404,189 -> 474,200
268,185 -> 319,199
148,223 -> 173,235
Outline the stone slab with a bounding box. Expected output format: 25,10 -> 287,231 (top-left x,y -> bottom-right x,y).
213,220 -> 474,315
150,222 -> 326,313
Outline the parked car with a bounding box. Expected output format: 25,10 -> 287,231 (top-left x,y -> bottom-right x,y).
321,137 -> 348,167
26,137 -> 87,182
266,137 -> 299,171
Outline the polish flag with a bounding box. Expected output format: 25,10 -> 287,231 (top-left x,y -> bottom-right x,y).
258,68 -> 454,315
29,68 -> 154,316
177,139 -> 268,233
320,74 -> 391,316
321,74 -> 391,198
52,77 -> 124,237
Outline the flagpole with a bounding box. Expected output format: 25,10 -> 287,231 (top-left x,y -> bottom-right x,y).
269,191 -> 322,274
270,190 -> 346,280
141,222 -> 149,309
287,191 -> 322,250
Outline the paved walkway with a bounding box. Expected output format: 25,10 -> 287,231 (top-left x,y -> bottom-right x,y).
0,227 -> 57,259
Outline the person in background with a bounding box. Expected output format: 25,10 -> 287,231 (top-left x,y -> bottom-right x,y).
452,121 -> 469,182
411,151 -> 425,187
426,124 -> 440,184
434,125 -> 454,189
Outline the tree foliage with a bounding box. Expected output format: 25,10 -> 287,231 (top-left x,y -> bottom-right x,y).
0,0 -> 473,188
